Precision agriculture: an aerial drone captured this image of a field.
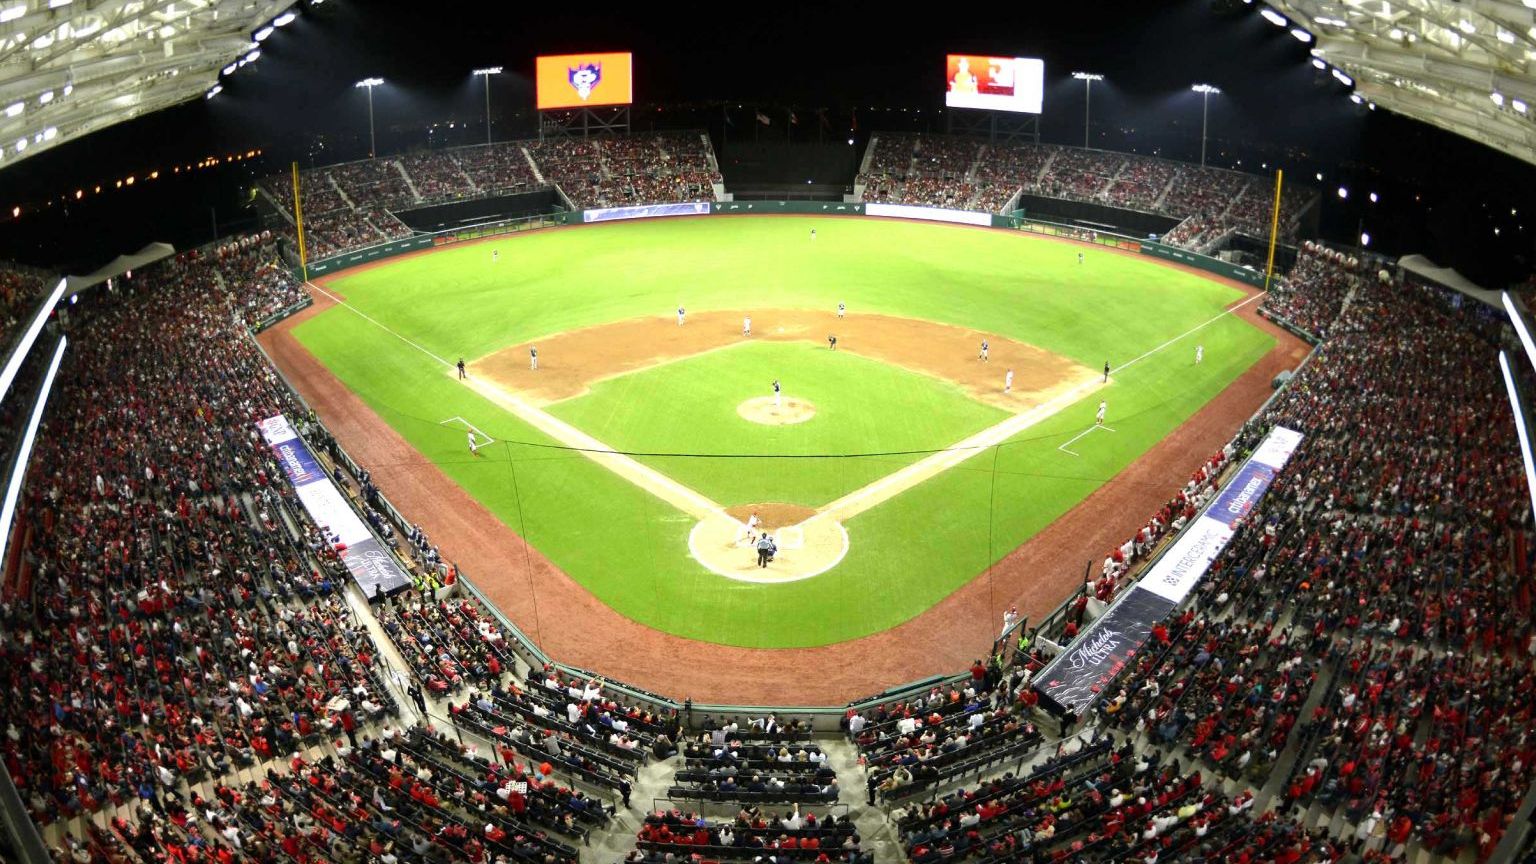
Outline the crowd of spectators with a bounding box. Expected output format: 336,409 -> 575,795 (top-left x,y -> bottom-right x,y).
857,134 -> 1318,246
1011,249 -> 1536,860
535,133 -> 719,209
627,804 -> 871,863
450,143 -> 540,196
1260,242 -> 1369,339
0,261 -> 55,349
0,239 -> 400,844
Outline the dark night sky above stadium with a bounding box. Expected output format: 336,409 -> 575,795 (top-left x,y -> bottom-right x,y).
1,0 -> 1533,283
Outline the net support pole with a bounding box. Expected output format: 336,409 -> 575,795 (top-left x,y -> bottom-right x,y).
292,162 -> 309,282
1263,168 -> 1283,292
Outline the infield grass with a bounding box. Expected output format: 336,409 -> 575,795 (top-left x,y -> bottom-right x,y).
292,215 -> 1274,648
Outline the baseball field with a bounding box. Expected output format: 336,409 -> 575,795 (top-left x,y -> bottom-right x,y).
284,215 -> 1274,649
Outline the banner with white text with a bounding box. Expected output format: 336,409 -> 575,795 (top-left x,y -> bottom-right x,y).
258,414 -> 413,596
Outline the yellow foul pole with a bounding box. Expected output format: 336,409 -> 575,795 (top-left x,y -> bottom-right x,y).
291,162 -> 309,282
1263,168 -> 1283,292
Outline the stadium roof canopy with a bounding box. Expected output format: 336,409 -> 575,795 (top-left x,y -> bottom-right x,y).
0,0 -> 297,171
1272,0 -> 1536,166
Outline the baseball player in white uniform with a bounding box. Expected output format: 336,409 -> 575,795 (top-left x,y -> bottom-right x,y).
837,301 -> 846,319
468,431 -> 479,455
492,249 -> 499,263
1096,400 -> 1107,426
772,379 -> 781,408
1004,369 -> 1014,393
1195,344 -> 1204,364
530,346 -> 538,370
979,339 -> 990,362
742,512 -> 761,545
677,306 -> 686,326
743,315 -> 752,337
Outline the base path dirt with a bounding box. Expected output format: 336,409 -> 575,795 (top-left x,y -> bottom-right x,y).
262,260 -> 1308,706
472,309 -> 1092,413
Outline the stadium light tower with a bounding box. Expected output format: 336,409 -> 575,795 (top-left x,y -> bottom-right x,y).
1191,83 -> 1221,167
355,77 -> 384,158
1072,72 -> 1104,150
473,67 -> 503,145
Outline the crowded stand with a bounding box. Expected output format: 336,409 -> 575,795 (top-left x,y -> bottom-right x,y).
859,134 -> 1317,246
629,805 -> 868,863
399,150 -> 477,204
0,240 -> 397,837
1013,250 -> 1536,860
536,133 -> 718,209
0,261 -> 56,349
1259,241 -> 1368,339
451,143 -> 540,196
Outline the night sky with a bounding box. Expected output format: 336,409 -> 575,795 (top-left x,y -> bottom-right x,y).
0,0 -> 1531,284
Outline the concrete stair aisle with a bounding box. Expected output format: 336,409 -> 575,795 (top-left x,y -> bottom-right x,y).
392,159 -> 422,203
1153,168 -> 1179,210
823,735 -> 902,863
521,146 -> 547,184
329,172 -> 355,210
582,752 -> 679,863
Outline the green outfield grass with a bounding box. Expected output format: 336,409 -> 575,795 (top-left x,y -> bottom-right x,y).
547,340 -> 1010,507
292,215 -> 1274,648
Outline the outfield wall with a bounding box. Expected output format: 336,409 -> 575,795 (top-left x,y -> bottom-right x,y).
299,199 -> 1264,292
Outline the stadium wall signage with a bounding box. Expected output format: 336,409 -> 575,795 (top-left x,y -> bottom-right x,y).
1032,425 -> 1303,714
258,414 -> 413,596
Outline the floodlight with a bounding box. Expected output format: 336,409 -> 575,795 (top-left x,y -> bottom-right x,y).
1191,83 -> 1220,94
1071,72 -> 1103,81
1312,58 -> 1326,69
473,66 -> 503,76
222,63 -> 236,76
1332,69 -> 1353,86
1368,192 -> 1378,203
207,85 -> 222,99
355,77 -> 384,88
38,90 -> 53,105
273,11 -> 296,26
1259,7 -> 1287,26
1359,232 -> 1370,246
1315,172 -> 1323,181
1514,99 -> 1528,114
1336,186 -> 1348,199
254,25 -> 273,42
3,102 -> 21,118
42,126 -> 55,140
243,48 -> 261,63
1349,93 -> 1364,104
1492,92 -> 1506,106
1291,28 -> 1313,42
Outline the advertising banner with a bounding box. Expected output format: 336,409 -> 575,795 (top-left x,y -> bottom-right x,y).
582,201 -> 710,223
1031,425 -> 1304,712
864,202 -> 993,226
258,415 -> 412,596
1034,586 -> 1175,715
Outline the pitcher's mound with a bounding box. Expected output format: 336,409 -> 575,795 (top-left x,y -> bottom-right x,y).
737,396 -> 815,425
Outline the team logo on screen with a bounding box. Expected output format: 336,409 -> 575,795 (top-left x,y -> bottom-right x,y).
568,62 -> 602,101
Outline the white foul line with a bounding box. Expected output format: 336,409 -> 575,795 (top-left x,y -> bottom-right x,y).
306,281 -> 455,369
1109,290 -> 1266,376
820,374 -> 1107,522
1057,424 -> 1116,457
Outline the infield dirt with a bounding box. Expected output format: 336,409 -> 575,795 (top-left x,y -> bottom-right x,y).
469,309 -> 1096,411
